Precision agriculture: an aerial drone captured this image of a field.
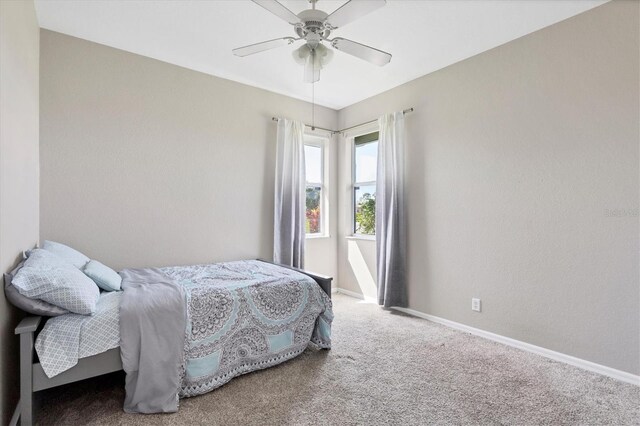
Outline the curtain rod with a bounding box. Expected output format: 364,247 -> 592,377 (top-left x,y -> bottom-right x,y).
269,117 -> 336,134
270,107 -> 414,136
338,108 -> 414,135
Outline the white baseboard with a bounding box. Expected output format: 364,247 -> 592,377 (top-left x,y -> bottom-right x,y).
335,288 -> 639,386
336,288 -> 377,303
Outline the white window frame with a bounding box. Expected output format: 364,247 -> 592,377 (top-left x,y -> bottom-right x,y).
350,126 -> 379,240
304,132 -> 330,239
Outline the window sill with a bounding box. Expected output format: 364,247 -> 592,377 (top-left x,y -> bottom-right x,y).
346,235 -> 376,242
306,234 -> 331,240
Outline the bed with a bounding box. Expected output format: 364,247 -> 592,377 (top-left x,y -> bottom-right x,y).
11,259 -> 333,426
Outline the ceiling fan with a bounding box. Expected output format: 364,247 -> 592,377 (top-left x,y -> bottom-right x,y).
233,0 -> 391,83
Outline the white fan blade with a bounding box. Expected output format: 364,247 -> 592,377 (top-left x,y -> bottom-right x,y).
331,38 -> 391,66
252,0 -> 302,25
325,0 -> 386,29
233,37 -> 295,57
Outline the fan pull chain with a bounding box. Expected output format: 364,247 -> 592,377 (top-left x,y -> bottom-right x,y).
311,52 -> 316,130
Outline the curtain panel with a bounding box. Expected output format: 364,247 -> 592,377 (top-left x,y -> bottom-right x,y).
274,118 -> 306,268
376,112 -> 407,308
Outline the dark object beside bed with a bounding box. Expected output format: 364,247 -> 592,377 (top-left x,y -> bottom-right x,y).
11,259 -> 332,426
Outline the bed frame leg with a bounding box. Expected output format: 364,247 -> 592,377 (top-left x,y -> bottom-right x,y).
15,316 -> 40,426
19,331 -> 33,426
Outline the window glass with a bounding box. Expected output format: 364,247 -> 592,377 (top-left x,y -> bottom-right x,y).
353,131 -> 378,236
304,145 -> 322,184
354,184 -> 376,235
306,186 -> 321,234
355,141 -> 378,183
305,142 -> 323,235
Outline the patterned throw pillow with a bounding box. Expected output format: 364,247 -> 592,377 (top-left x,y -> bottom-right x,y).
4,260 -> 69,316
12,249 -> 100,315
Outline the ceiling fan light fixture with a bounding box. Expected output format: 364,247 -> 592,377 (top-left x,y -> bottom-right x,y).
293,43 -> 333,83
292,44 -> 310,66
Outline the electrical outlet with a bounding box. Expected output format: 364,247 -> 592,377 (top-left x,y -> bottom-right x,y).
471,298 -> 481,312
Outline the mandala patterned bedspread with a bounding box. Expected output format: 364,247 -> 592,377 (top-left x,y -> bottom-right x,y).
163,260 -> 333,397
35,260 -> 333,405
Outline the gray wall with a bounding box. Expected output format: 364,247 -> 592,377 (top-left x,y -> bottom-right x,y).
38,1 -> 639,377
337,0 -> 639,374
40,30 -> 339,276
0,0 -> 40,422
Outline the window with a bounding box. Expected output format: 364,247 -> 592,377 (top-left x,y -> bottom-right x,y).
353,131 -> 378,236
305,137 -> 326,236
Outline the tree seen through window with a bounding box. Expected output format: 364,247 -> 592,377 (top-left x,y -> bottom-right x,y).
304,143 -> 323,235
353,132 -> 378,236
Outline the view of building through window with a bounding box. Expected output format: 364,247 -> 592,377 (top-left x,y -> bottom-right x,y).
304,143 -> 323,235
354,132 -> 378,235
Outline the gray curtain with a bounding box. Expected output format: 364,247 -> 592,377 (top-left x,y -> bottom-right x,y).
376,112 -> 407,308
274,118 -> 306,268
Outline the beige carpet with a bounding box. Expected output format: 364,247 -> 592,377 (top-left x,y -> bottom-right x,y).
36,294 -> 639,425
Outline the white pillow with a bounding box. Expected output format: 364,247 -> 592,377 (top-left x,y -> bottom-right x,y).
42,240 -> 90,269
12,249 -> 100,315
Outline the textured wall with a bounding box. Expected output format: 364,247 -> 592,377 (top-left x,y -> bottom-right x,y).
0,0 -> 40,421
40,30 -> 338,278
337,1 -> 639,374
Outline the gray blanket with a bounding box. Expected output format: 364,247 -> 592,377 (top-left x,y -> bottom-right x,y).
119,268 -> 186,414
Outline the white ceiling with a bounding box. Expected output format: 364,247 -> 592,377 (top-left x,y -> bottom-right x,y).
34,0 -> 606,110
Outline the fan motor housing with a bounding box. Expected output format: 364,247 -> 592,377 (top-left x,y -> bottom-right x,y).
296,9 -> 330,39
